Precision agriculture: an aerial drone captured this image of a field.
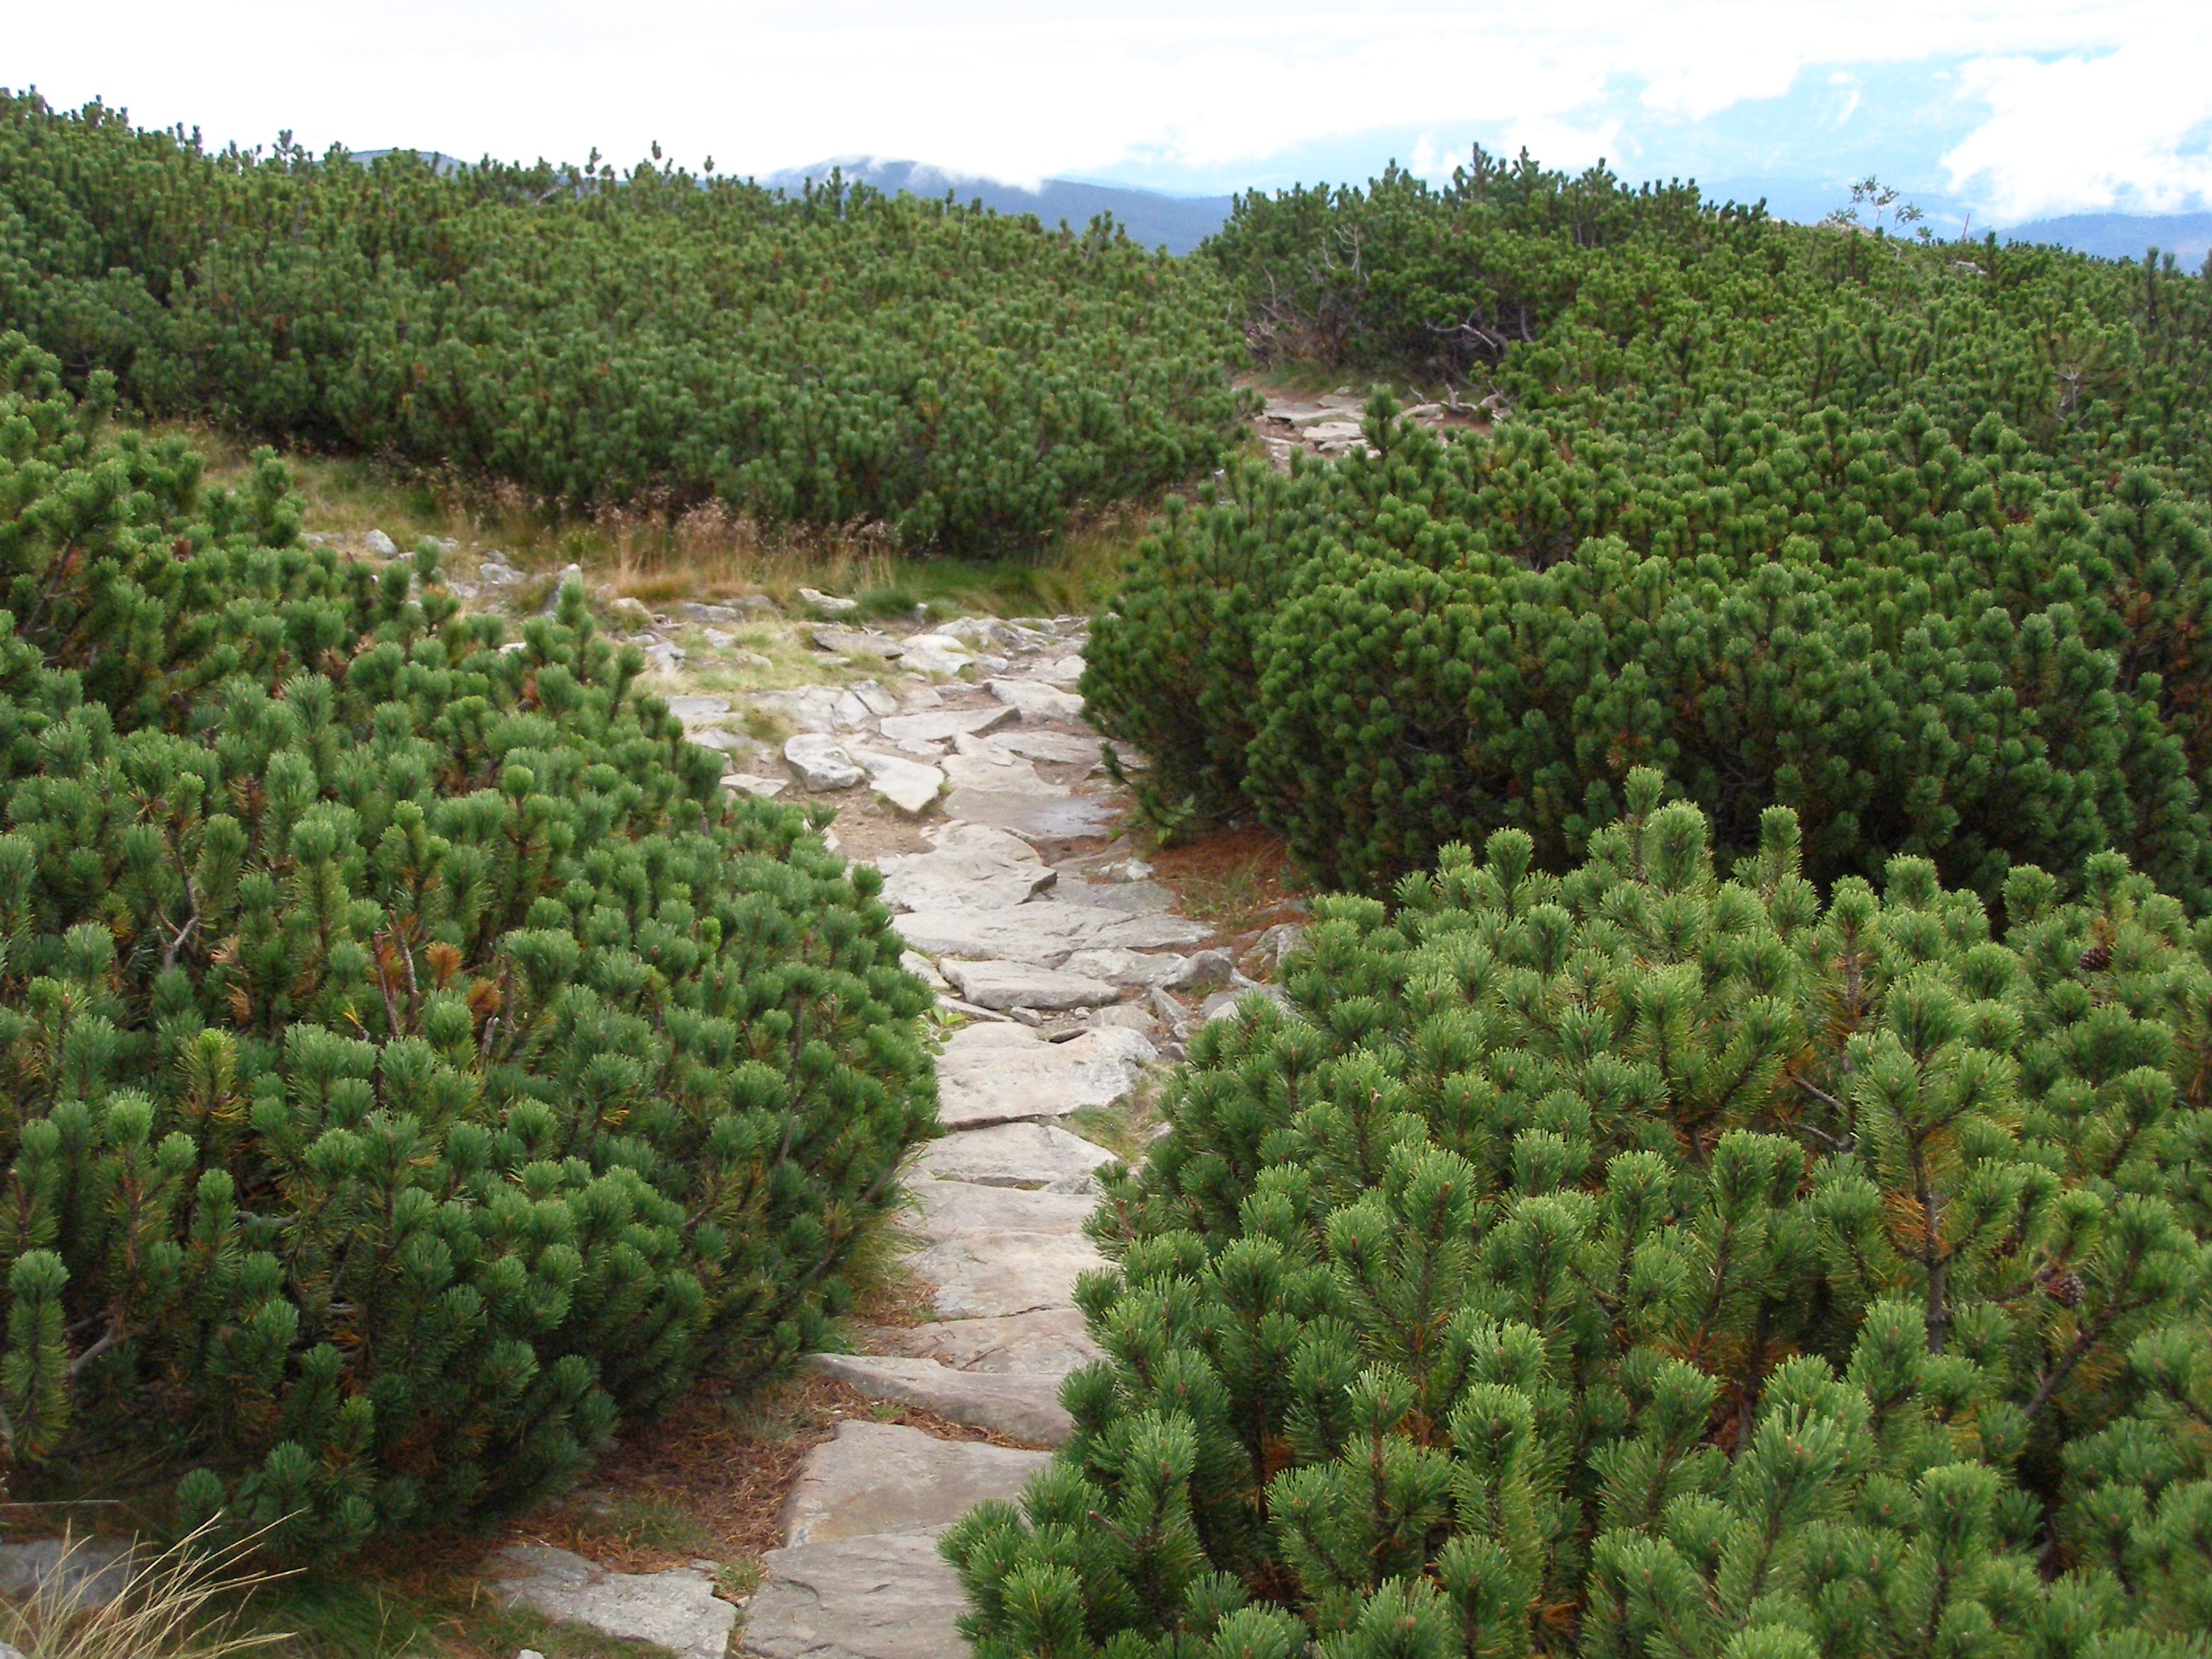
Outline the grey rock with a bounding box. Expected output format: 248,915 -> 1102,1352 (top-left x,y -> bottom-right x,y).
846,749 -> 944,815
0,1536 -> 134,1610
899,1306 -> 1104,1375
899,950 -> 948,989
911,1122 -> 1119,1191
849,680 -> 901,717
1062,947 -> 1188,988
939,959 -> 1119,1014
805,1354 -> 1072,1444
895,902 -> 1111,967
1102,858 -> 1155,882
811,627 -> 903,659
940,616 -> 1013,646
1165,948 -> 1236,991
1243,921 -> 1308,978
743,1533 -> 967,1659
987,677 -> 1086,721
688,726 -> 762,758
1049,877 -> 1177,914
683,597 -> 775,621
898,642 -> 973,676
940,787 -> 1122,842
665,695 -> 734,724
875,705 -> 1016,744
933,1023 -> 1154,1124
490,1545 -> 734,1659
1093,911 -> 1214,951
753,686 -> 858,734
909,1226 -> 1108,1320
877,822 -> 1055,913
786,734 -> 866,790
780,1420 -> 1048,1547
906,1180 -> 1099,1239
726,773 -> 790,799
1035,654 -> 1086,684
797,586 -> 859,614
1203,983 -> 1296,1022
363,528 -> 399,557
1086,1002 -> 1160,1034
939,748 -> 1067,796
987,728 -> 1118,767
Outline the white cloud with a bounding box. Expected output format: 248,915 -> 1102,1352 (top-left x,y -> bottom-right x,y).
5,2 -> 2204,217
1940,38 -> 2212,216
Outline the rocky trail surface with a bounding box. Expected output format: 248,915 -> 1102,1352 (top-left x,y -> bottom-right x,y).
464,584 -> 1298,1659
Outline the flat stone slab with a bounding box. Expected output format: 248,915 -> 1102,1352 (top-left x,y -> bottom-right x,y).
491,1545 -> 734,1659
786,733 -> 865,789
665,696 -> 734,724
753,686 -> 862,734
939,749 -> 1068,795
909,1227 -> 1108,1319
848,749 -> 944,815
988,728 -> 1118,766
900,1307 -> 1104,1375
1062,946 -> 1188,987
807,1354 -> 1073,1444
1052,877 -> 1177,914
876,705 -> 1015,744
939,959 -> 1119,1013
912,1123 -> 1122,1191
943,787 -> 1122,842
987,678 -> 1086,720
876,823 -> 1053,913
894,901 -> 1109,966
727,773 -> 791,798
781,1420 -> 1049,1547
935,1023 -> 1155,1126
907,1180 -> 1100,1239
743,1533 -> 968,1659
0,1536 -> 134,1610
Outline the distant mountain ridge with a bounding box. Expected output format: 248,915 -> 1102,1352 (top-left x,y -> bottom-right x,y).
1998,211 -> 2212,265
760,158 -> 1233,255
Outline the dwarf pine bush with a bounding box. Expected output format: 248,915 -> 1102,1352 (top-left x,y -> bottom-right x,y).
0,338 -> 935,1550
947,772 -> 2212,1657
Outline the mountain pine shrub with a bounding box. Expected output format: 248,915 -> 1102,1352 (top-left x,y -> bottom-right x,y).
0,339 -> 936,1549
947,773 -> 2212,1657
1085,397 -> 2212,906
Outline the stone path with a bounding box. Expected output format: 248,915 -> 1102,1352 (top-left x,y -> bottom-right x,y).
715,605 -> 1268,1658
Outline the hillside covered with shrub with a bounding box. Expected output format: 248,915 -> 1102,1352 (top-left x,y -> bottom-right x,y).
0,335 -> 936,1550
0,93 -> 1245,553
950,787 -> 2212,1657
1087,149 -> 2212,910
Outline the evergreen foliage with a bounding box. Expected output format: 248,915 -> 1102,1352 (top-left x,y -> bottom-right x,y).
1088,153 -> 2212,903
0,338 -> 936,1547
0,93 -> 1245,552
947,776 -> 2212,1657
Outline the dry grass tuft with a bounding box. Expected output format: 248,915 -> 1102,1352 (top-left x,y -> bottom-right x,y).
0,1525 -> 291,1659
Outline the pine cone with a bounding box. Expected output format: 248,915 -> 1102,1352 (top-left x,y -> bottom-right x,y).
2045,1270 -> 2086,1307
2078,942 -> 2112,972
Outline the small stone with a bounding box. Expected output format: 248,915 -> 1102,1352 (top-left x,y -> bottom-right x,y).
898,642 -> 974,676
1203,983 -> 1296,1022
518,1649 -> 547,1659
1165,948 -> 1236,991
812,626 -> 903,658
939,959 -> 1119,1013
1101,858 -> 1155,882
798,586 -> 859,614
912,1122 -> 1120,1190
1036,654 -> 1086,683
751,685 -> 851,733
0,1536 -> 134,1610
780,1420 -> 1049,1547
785,734 -> 866,790
940,749 -> 1067,795
903,632 -> 973,657
665,695 -> 733,724
724,773 -> 789,798
363,528 -> 399,557
987,677 -> 1086,721
850,679 -> 901,716
940,616 -> 1013,646
1243,921 -> 1308,977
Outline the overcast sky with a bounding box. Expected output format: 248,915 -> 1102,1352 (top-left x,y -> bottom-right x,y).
8,2 -> 2207,224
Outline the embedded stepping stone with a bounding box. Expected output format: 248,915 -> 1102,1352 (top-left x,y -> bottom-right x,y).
1062,946 -> 1188,986
753,686 -> 859,733
908,1227 -> 1108,1319
894,900 -> 1113,965
939,749 -> 1068,795
848,749 -> 945,815
938,958 -> 1119,1013
987,677 -> 1086,720
907,1181 -> 1099,1239
742,1533 -> 967,1659
990,727 -> 1130,767
785,733 -> 865,789
935,1023 -> 1155,1125
876,822 -> 1056,912
490,1546 -> 734,1659
911,1123 -> 1122,1191
780,1420 -> 1049,1547
876,705 -> 1016,743
806,1354 -> 1073,1444
940,786 -> 1123,841
899,1307 -> 1104,1375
